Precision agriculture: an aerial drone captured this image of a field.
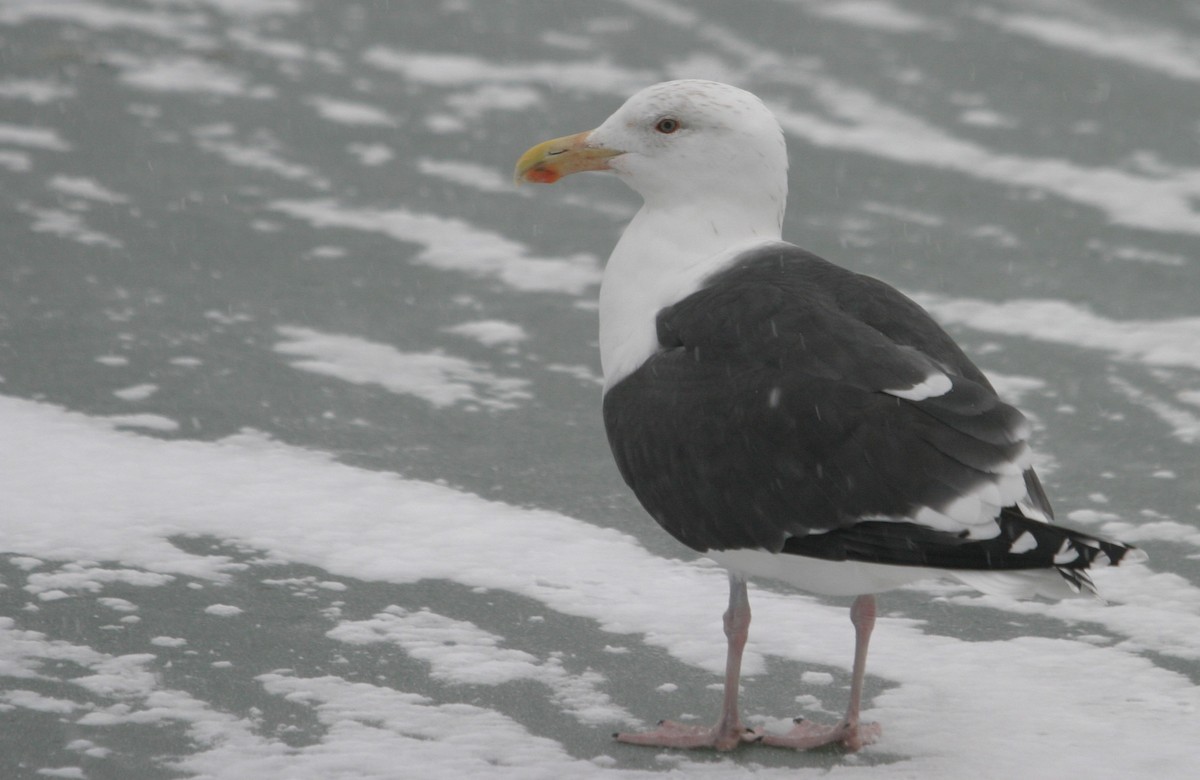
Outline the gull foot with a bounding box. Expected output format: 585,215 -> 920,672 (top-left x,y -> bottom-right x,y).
614,720 -> 761,751
759,718 -> 881,752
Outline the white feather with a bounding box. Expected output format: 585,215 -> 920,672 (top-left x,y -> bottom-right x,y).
590,81 -> 789,390
884,372 -> 952,401
710,548 -> 1088,599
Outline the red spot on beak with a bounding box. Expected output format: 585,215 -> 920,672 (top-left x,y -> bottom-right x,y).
524,167 -> 561,185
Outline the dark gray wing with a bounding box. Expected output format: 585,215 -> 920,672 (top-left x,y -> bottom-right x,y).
603,244 -> 1042,554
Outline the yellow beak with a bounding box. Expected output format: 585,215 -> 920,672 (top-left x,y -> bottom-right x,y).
514,130 -> 622,185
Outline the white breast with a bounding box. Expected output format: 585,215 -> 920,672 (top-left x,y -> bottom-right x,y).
598,205 -> 785,390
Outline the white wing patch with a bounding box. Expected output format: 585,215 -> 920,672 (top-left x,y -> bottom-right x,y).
914,497 -> 999,538
896,454 -> 1033,538
1009,531 -> 1038,554
1053,540 -> 1081,565
884,372 -> 952,401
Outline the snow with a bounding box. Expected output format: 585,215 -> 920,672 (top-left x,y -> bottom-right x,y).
1107,376 -> 1200,444
619,0 -> 1200,237
24,565 -> 174,597
269,199 -> 603,295
204,604 -> 244,617
192,124 -> 329,187
17,205 -> 123,248
306,96 -> 397,127
978,7 -> 1200,83
194,0 -> 302,17
418,158 -> 517,194
0,78 -> 76,104
1,393 -> 1198,777
115,55 -> 270,98
443,320 -> 529,347
328,606 -> 633,725
346,142 -> 394,166
0,149 -> 32,172
98,597 -> 138,612
772,89 -> 1200,236
0,123 -> 72,151
958,108 -> 1017,128
35,767 -> 86,779
1,0 -> 1198,775
95,355 -> 130,366
1,690 -> 82,714
0,0 -> 209,43
274,325 -> 532,410
102,414 -> 181,432
150,636 -> 188,648
48,175 -> 130,204
806,0 -> 940,34
361,47 -> 654,95
915,295 -> 1200,373
113,383 -> 159,401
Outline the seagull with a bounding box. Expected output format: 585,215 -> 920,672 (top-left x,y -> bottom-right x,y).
515,79 -> 1140,752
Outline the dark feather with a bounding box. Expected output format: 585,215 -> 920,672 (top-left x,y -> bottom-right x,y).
605,245 -> 1069,557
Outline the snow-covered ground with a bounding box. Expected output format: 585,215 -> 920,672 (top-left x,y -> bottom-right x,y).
1,0 -> 1198,777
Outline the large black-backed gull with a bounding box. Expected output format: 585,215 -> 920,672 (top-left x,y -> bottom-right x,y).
515,79 -> 1140,752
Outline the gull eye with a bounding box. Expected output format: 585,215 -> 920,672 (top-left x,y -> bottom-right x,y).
654,117 -> 681,134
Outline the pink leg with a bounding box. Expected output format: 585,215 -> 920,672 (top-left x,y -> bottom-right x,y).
760,594 -> 882,751
615,574 -> 759,751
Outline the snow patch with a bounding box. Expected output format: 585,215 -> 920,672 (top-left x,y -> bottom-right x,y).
443,320 -> 529,347
306,95 -> 397,127
274,326 -> 533,410
269,199 -> 601,295
328,606 -> 633,726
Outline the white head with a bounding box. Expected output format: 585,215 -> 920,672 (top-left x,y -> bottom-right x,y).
517,80 -> 788,228
516,81 -> 792,387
